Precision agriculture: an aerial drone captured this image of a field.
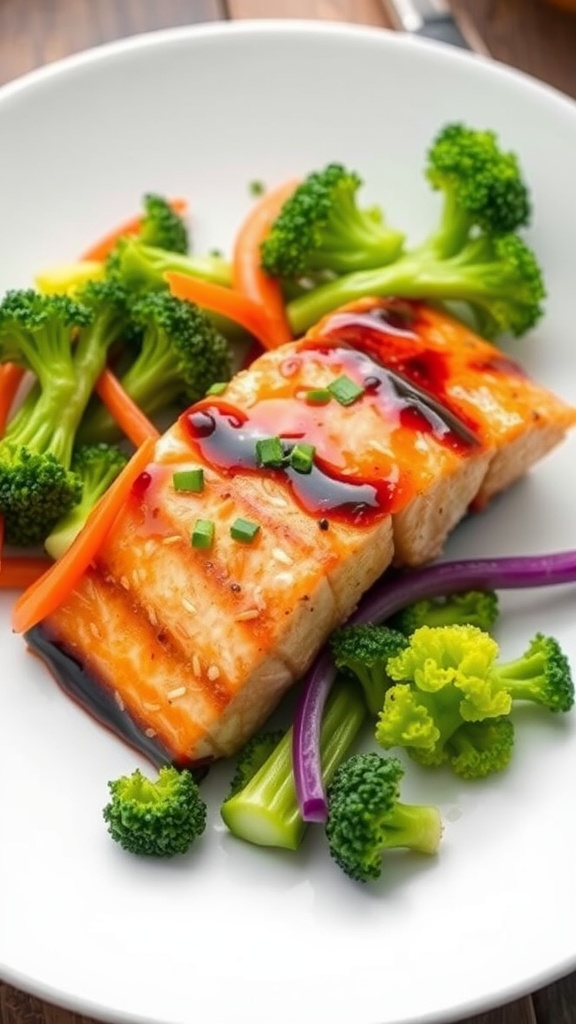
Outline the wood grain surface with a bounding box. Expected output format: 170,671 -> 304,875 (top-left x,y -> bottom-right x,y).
0,1 -> 575,1023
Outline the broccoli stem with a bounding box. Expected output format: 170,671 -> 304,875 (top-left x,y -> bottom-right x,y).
381,801 -> 443,854
221,678 -> 366,850
286,242 -> 522,336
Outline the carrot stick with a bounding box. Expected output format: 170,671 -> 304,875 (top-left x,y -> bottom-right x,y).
165,272 -> 280,351
12,436 -> 156,634
96,368 -> 160,446
80,198 -> 188,263
0,557 -> 51,589
0,364 -> 25,433
232,179 -> 299,348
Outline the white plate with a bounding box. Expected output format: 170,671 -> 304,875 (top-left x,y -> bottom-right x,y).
1,20 -> 576,1024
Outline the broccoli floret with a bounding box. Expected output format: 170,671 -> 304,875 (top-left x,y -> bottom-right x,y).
330,623 -> 409,715
375,624 -> 573,775
286,123 -> 544,338
325,752 -> 442,883
492,633 -> 574,713
137,193 -> 189,254
390,590 -> 499,636
78,290 -> 232,444
446,717 -> 515,779
103,764 -> 207,857
103,193 -> 189,278
44,443 -> 128,560
0,282 -> 128,545
375,624 -> 513,767
114,238 -> 232,294
424,123 -> 531,256
221,677 -> 366,850
260,163 -> 405,278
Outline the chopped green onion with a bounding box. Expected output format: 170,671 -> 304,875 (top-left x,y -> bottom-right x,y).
191,519 -> 215,549
249,179 -> 266,196
304,388 -> 332,405
290,442 -> 316,474
206,381 -> 228,396
327,375 -> 365,406
231,518 -> 261,544
255,436 -> 285,468
173,468 -> 204,493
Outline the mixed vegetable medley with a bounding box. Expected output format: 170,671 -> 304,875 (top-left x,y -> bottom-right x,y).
0,121 -> 575,885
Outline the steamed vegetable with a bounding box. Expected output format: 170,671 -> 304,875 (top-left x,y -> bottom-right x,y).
325,753 -> 442,883
283,124 -> 544,337
293,549 -> 576,821
260,163 -> 404,277
103,764 -> 207,857
78,291 -> 232,444
0,281 -> 128,546
221,677 -> 366,850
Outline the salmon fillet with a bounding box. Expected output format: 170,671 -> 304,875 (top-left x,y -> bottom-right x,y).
31,298 -> 576,765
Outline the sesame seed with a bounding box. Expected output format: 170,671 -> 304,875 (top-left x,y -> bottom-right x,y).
89,622 -> 101,639
192,654 -> 202,677
162,534 -> 181,545
114,691 -> 125,711
167,686 -> 187,701
272,547 -> 293,565
148,606 -> 158,626
143,701 -> 161,712
144,728 -> 157,739
235,608 -> 260,621
120,576 -> 130,590
207,664 -> 220,681
182,598 -> 197,614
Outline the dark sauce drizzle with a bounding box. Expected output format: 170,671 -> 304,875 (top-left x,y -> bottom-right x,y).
184,404 -> 386,524
180,303 -> 481,526
26,626 -> 211,776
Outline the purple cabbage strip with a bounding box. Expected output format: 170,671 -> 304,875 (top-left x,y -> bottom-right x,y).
292,549 -> 576,823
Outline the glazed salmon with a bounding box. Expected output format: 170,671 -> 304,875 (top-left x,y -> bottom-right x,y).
30,298 -> 576,766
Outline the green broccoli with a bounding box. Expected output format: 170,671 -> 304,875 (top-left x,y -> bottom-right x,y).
285,123 -> 544,338
375,624 -> 573,776
325,752 -> 442,883
113,238 -> 232,294
78,290 -> 232,444
0,281 -> 128,545
103,193 -> 190,281
44,443 -> 129,560
446,718 -> 515,779
103,764 -> 207,857
260,163 -> 405,278
389,590 -> 499,636
330,623 -> 409,715
491,632 -> 574,713
134,192 -> 189,254
221,677 -> 366,850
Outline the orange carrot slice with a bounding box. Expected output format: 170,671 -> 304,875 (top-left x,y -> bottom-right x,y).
232,179 -> 299,348
96,368 -> 160,446
165,272 -> 280,351
12,436 -> 156,634
80,198 -> 188,262
0,557 -> 51,589
0,364 -> 25,434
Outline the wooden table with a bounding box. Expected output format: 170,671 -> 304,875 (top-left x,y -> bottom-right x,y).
1,1 -> 576,1023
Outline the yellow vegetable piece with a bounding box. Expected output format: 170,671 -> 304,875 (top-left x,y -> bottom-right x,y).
35,260 -> 104,295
